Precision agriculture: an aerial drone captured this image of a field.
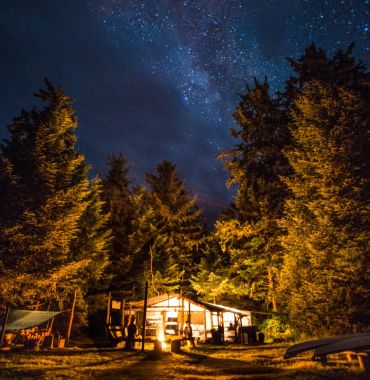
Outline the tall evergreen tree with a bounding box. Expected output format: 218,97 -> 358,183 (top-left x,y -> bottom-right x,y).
284,43 -> 370,105
190,238 -> 233,304
0,80 -> 109,310
130,161 -> 206,297
216,79 -> 290,311
101,154 -> 137,292
71,178 -> 110,295
279,81 -> 370,335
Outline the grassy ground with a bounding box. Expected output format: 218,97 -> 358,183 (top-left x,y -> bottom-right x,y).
0,342 -> 368,380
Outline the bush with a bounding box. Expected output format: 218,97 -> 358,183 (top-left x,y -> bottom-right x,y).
259,315 -> 296,342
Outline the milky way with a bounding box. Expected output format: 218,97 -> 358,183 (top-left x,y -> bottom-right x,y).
1,0 -> 370,221
92,0 -> 370,119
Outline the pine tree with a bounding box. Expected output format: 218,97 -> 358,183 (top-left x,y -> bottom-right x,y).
190,238 -> 232,304
70,178 -> 111,293
216,79 -> 290,311
101,154 -> 137,292
130,161 -> 206,297
284,43 -> 369,105
280,81 -> 370,335
0,80 -> 109,310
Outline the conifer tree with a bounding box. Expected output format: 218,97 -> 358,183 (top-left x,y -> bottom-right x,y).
216,79 -> 290,311
284,43 -> 369,104
278,44 -> 370,334
279,81 -> 370,335
0,80 -> 109,310
130,161 -> 206,297
190,239 -> 232,304
71,178 -> 110,294
101,154 -> 137,292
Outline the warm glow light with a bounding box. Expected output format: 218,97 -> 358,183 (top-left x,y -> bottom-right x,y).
157,332 -> 167,349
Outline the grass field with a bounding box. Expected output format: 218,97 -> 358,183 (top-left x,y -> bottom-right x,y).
0,342 -> 368,379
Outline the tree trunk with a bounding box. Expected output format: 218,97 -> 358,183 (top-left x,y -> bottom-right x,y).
267,268 -> 277,312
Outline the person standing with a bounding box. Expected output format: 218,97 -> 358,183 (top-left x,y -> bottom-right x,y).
126,320 -> 137,350
184,321 -> 192,339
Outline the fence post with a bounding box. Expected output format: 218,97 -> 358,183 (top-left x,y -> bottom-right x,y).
141,281 -> 148,352
66,289 -> 77,346
0,303 -> 10,346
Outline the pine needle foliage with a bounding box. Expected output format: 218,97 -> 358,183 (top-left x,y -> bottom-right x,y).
216,79 -> 290,310
279,81 -> 370,335
130,161 -> 206,297
190,239 -> 233,304
0,80 -> 109,311
101,154 -> 137,292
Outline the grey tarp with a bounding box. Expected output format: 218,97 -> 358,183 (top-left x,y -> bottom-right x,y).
1,309 -> 64,331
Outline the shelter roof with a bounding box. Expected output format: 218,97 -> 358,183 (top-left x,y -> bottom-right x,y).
130,293 -> 176,308
197,300 -> 251,316
130,293 -> 251,316
1,309 -> 65,331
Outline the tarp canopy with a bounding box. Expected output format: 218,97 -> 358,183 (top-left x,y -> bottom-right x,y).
1,309 -> 64,331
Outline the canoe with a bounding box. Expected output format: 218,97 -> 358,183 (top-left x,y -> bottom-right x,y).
284,333 -> 370,359
314,335 -> 370,357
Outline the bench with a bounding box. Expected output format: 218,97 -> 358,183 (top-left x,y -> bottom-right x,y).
106,325 -> 125,343
343,351 -> 369,370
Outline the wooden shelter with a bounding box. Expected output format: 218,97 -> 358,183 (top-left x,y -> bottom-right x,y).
107,293 -> 252,343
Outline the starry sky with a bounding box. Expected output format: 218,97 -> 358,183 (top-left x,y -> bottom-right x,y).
1,0 -> 369,222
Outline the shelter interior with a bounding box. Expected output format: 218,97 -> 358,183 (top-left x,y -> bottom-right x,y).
107,293 -> 252,343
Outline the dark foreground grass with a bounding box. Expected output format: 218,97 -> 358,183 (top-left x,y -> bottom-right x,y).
0,343 -> 368,379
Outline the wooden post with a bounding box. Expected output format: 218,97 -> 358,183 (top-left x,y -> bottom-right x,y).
66,289 -> 77,346
181,296 -> 185,335
47,317 -> 55,334
357,355 -> 365,370
128,304 -> 133,325
345,352 -> 352,362
188,299 -> 191,323
177,296 -> 181,335
234,314 -> 238,343
141,281 -> 148,352
0,303 -> 10,346
240,316 -> 245,344
162,310 -> 166,337
203,309 -> 207,341
120,299 -> 125,328
106,292 -> 112,325
220,312 -> 224,343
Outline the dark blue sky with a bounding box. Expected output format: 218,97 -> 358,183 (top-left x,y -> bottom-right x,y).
1,0 -> 369,221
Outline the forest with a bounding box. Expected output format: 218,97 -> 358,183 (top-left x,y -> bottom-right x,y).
0,43 -> 369,340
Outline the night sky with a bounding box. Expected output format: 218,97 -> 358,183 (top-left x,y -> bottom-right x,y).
1,0 -> 369,221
